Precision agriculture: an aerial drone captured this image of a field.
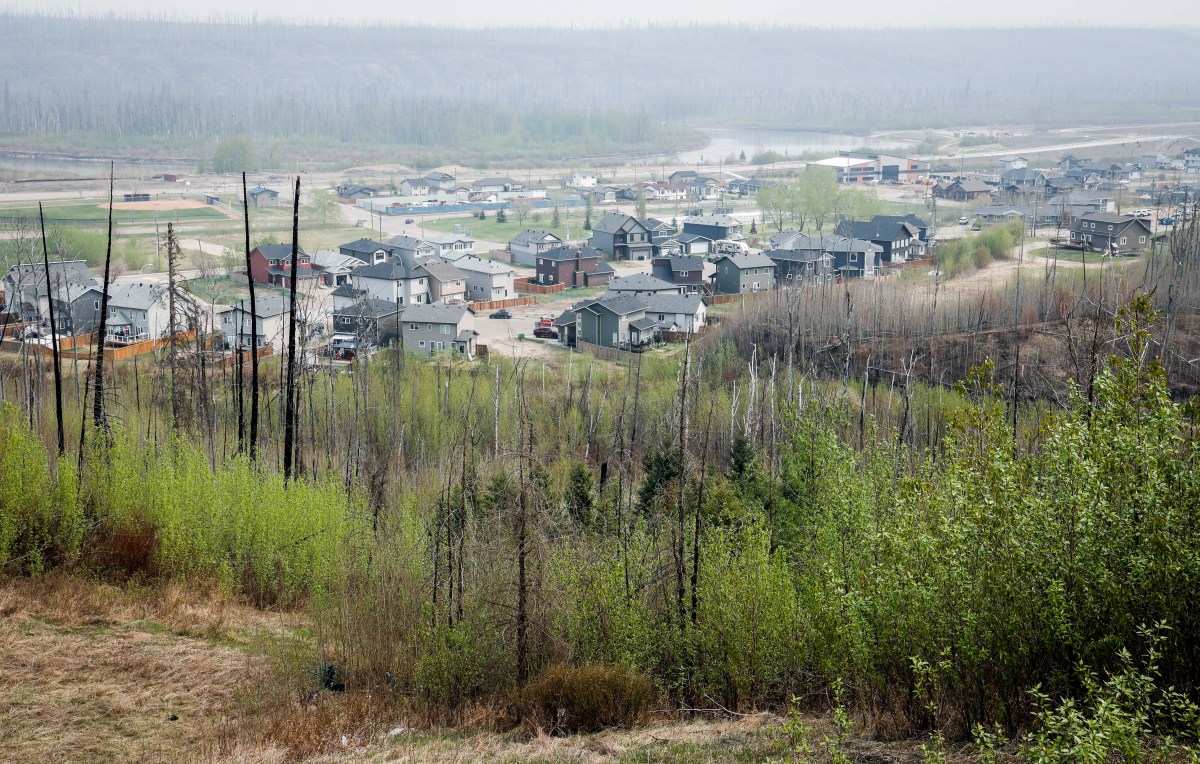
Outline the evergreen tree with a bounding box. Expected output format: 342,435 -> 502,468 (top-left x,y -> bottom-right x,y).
552,205 -> 561,228
739,149 -> 747,162
750,217 -> 758,235
635,188 -> 647,220
583,211 -> 592,230
496,207 -> 507,224
565,463 -> 596,527
479,208 -> 487,220
728,434 -> 757,483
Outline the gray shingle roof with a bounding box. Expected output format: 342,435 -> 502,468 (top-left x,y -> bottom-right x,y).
573,293 -> 646,316
608,274 -> 680,293
539,245 -> 604,262
419,261 -> 466,283
255,244 -> 307,260
592,212 -> 645,234
714,252 -> 776,269
401,303 -> 473,324
453,256 -> 512,275
334,298 -> 402,319
645,293 -> 705,314
510,229 -> 561,246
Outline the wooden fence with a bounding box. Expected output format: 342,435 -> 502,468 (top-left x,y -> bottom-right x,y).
576,339 -> 637,363
469,295 -> 536,312
514,278 -> 565,295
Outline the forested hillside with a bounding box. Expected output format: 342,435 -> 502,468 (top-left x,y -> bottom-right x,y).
3,14 -> 1200,162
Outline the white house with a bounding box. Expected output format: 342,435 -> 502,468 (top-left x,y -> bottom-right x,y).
567,172 -> 598,188
220,295 -> 297,352
352,255 -> 432,307
423,232 -> 477,261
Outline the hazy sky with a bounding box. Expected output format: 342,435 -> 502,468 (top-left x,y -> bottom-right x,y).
8,0 -> 1200,26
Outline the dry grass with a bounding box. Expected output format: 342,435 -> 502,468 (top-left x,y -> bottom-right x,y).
0,574 -> 304,764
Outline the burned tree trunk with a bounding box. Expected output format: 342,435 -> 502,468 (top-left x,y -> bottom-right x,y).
38,203 -> 65,455
243,172 -> 261,461
283,176 -> 301,482
91,164 -> 115,432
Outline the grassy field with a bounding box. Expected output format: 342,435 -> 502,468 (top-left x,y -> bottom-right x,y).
420,209 -> 590,244
0,201 -> 227,224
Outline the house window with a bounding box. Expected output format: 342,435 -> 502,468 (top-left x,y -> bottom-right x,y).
440,325 -> 450,335
94,300 -> 100,310
1120,237 -> 1126,245
340,316 -> 352,326
850,253 -> 858,263
409,323 -> 418,330
1139,236 -> 1146,243
419,341 -> 425,348
268,259 -> 278,265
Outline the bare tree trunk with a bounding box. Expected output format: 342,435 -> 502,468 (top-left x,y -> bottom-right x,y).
675,339 -> 690,636
243,172 -> 260,461
38,203 -> 64,454
92,164 -> 115,431
283,177 -> 301,482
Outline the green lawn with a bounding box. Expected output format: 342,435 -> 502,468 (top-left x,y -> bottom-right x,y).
421,208 -> 589,243
0,201 -> 227,224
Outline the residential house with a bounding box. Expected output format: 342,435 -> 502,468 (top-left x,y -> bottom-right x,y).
339,238 -> 396,265
385,235 -> 437,261
398,177 -> 433,197
999,156 -> 1029,172
310,250 -> 365,287
564,294 -> 657,350
337,184 -> 377,202
934,179 -> 994,201
352,254 -> 432,307
421,260 -> 468,303
589,212 -> 653,261
674,233 -> 712,256
727,178 -> 772,196
1184,148 -> 1200,175
764,233 -> 835,286
330,298 -> 402,358
683,214 -> 742,243
534,245 -> 612,288
422,171 -> 457,192
401,303 -> 478,358
1068,213 -> 1152,254
472,177 -> 523,194
1141,152 -> 1172,170
566,172 -> 597,188
581,186 -> 618,204
651,255 -> 707,294
1058,155 -> 1088,172
827,235 -> 883,279
2,259 -> 97,324
247,186 -> 280,208
1000,168 -> 1049,188
606,273 -> 683,298
107,282 -> 199,340
509,230 -> 564,267
453,256 -> 515,302
424,232 -> 476,261
220,295 -> 303,352
668,170 -> 698,185
685,177 -> 721,201
835,216 -> 921,264
331,284 -> 371,311
712,253 -> 777,294
644,293 -> 708,334
248,244 -> 318,288
640,182 -> 688,202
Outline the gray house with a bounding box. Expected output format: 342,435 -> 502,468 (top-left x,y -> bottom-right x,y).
3,259 -> 97,324
563,294 -> 656,350
385,234 -> 437,261
651,255 -> 707,294
454,256 -> 515,302
509,230 -> 563,267
764,233 -> 835,286
331,298 -> 402,359
644,293 -> 708,334
339,238 -> 397,265
712,253 -> 777,295
1068,213 -> 1152,254
400,303 -> 478,358
682,214 -> 743,242
589,212 -> 653,261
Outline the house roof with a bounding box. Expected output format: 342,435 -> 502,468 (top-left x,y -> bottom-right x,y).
104,282 -> 171,311
592,212 -> 645,234
311,250 -> 363,271
539,245 -> 604,262
1078,213 -> 1144,226
423,171 -> 455,182
715,252 -> 776,269
453,256 -> 512,275
573,294 -> 646,316
684,214 -> 740,228
420,261 -> 467,283
421,232 -> 475,245
608,274 -> 679,293
835,217 -> 918,242
645,293 -> 705,315
554,309 -> 576,326
401,303 -> 473,324
594,261 -> 616,274
471,176 -> 518,189
332,284 -> 368,299
642,217 -> 675,231
248,186 -> 278,197
236,294 -> 291,319
4,259 -> 96,295
357,257 -> 423,281
510,229 -> 561,246
385,235 -> 432,251
629,317 -> 659,332
675,233 -> 711,244
334,298 -> 402,319
654,255 -> 704,272
340,237 -> 391,255
254,244 -> 308,260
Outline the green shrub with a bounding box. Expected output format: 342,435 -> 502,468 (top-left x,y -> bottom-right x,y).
518,664 -> 654,734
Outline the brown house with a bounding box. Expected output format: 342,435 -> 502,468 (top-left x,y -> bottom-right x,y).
535,245 -> 614,288
934,179 -> 994,202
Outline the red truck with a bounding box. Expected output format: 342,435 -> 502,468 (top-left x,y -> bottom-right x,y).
533,316 -> 558,340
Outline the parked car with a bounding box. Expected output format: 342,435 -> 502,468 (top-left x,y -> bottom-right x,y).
958,216 -> 970,225
533,327 -> 558,339
489,309 -> 512,319
1159,217 -> 1175,226
404,218 -> 415,224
